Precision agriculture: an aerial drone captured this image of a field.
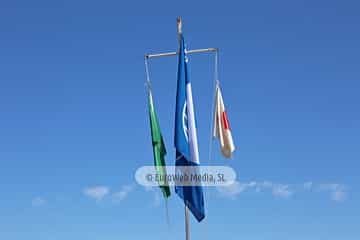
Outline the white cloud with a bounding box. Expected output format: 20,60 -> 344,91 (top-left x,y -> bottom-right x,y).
258,181 -> 293,198
247,181 -> 257,188
217,181 -> 294,199
261,181 -> 273,189
271,184 -> 293,198
216,181 -> 245,199
83,186 -> 110,202
320,184 -> 348,202
216,180 -> 348,202
332,190 -> 347,202
113,185 -> 133,202
303,181 -> 313,190
32,197 -> 46,207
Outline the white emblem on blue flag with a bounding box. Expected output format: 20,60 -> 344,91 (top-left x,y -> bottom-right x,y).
182,102 -> 188,142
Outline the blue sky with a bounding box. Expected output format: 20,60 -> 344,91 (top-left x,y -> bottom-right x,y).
0,0 -> 359,239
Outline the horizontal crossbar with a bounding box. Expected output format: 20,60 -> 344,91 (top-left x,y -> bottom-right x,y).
145,48 -> 218,59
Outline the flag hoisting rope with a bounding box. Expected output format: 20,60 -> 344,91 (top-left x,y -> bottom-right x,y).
144,49 -> 172,229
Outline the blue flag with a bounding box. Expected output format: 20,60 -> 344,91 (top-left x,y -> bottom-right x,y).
174,34 -> 205,222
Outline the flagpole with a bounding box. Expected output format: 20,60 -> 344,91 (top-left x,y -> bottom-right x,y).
177,16 -> 191,240
185,204 -> 190,240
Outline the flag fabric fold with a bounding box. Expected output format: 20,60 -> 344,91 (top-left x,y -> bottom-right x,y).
213,83 -> 235,158
148,87 -> 171,198
174,34 -> 205,222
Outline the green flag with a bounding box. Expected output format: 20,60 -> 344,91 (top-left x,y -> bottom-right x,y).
148,87 -> 171,198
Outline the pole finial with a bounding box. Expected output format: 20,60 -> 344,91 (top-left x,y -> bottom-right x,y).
177,17 -> 182,35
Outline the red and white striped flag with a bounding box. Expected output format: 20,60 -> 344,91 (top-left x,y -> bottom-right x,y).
213,84 -> 235,158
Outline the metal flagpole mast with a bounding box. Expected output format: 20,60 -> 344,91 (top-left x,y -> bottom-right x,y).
185,202 -> 190,240
144,16 -> 218,240
177,16 -> 191,240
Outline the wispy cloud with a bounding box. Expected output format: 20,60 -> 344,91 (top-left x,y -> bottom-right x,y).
271,184 -> 293,198
144,186 -> 164,207
257,181 -> 293,198
217,181 -> 348,202
319,184 -> 348,202
217,181 -> 256,199
217,181 -> 294,199
32,197 -> 46,207
83,186 -> 110,202
112,185 -> 134,202
303,181 -> 313,190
